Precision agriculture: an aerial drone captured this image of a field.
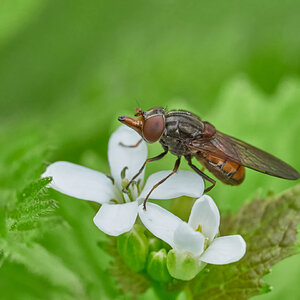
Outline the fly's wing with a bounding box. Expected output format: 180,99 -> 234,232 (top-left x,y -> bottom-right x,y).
189,131 -> 300,180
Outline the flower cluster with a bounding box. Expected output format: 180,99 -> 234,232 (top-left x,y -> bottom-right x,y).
42,126 -> 246,280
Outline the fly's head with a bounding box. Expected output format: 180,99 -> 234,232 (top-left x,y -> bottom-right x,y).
118,107 -> 166,143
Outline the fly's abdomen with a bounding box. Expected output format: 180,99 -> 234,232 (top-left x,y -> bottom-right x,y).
197,153 -> 245,185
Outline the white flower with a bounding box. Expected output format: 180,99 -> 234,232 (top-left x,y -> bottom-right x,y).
139,195 -> 246,265
42,126 -> 205,236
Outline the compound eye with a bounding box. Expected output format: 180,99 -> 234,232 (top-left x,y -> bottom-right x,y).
143,115 -> 165,143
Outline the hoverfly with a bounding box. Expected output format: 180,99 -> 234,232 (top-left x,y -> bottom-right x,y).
118,107 -> 300,208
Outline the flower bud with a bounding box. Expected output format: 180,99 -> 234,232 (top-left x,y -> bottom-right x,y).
117,224 -> 148,272
167,250 -> 202,281
147,249 -> 172,282
148,237 -> 162,252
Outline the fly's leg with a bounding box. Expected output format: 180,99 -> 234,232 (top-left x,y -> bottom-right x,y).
143,156 -> 181,210
119,139 -> 143,148
123,149 -> 168,193
185,155 -> 216,193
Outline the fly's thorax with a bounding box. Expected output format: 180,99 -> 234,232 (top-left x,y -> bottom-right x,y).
159,110 -> 204,156
164,110 -> 204,139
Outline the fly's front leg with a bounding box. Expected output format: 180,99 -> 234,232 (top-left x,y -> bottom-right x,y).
119,139 -> 143,148
143,156 -> 181,210
185,155 -> 216,193
123,149 -> 168,193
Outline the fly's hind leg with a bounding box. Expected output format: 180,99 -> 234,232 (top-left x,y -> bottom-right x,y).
185,155 -> 216,193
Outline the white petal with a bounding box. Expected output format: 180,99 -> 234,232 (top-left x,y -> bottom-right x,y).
200,235 -> 246,265
173,223 -> 205,256
93,202 -> 138,236
188,195 -> 220,242
108,126 -> 147,187
42,161 -> 116,204
138,170 -> 204,201
138,202 -> 183,247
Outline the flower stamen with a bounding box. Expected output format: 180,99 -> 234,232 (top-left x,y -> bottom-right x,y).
196,224 -> 202,233
121,166 -> 128,179
106,174 -> 115,184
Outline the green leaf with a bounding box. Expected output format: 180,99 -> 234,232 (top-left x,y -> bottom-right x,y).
189,184 -> 300,300
9,177 -> 58,233
17,176 -> 52,202
0,249 -> 6,269
0,202 -> 6,238
104,237 -> 151,298
6,242 -> 85,296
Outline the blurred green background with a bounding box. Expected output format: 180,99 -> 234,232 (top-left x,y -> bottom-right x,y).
0,0 -> 300,299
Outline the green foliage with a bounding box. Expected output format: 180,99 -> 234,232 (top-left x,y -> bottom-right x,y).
0,124 -> 118,299
0,76 -> 299,299
10,177 -> 56,232
189,184 -> 300,299
206,77 -> 300,212
0,0 -> 45,47
105,237 -> 150,298
117,224 -> 149,272
1,1 -> 300,298
105,184 -> 300,299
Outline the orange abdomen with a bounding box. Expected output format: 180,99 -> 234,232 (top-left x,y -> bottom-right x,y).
197,154 -> 245,185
